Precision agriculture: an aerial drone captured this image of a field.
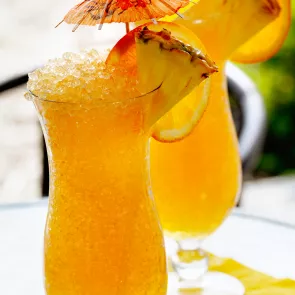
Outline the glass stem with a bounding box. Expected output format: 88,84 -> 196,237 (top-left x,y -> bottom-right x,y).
171,239 -> 208,282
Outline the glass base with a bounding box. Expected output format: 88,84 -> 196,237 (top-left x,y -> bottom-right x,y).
168,271 -> 245,295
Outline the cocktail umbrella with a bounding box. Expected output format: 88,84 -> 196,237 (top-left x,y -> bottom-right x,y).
56,0 -> 189,32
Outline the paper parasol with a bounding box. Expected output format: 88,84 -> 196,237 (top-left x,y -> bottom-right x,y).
56,0 -> 190,32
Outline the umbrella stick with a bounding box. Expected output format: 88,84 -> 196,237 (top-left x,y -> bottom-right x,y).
125,23 -> 130,33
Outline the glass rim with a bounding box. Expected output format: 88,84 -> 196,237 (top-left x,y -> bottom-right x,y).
27,84 -> 162,106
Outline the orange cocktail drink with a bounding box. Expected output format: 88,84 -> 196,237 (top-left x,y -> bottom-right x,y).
152,0 -> 281,241
151,66 -> 241,239
26,23 -> 217,294
149,0 -> 284,292
38,99 -> 166,295
27,50 -> 167,295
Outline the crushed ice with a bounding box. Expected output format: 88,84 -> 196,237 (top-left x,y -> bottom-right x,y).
26,49 -> 139,103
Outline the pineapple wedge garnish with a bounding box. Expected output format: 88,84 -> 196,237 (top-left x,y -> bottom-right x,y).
134,26 -> 217,126
107,22 -> 218,136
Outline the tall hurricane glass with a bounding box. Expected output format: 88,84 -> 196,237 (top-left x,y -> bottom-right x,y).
150,0 -> 280,293
30,93 -> 167,294
151,65 -> 243,294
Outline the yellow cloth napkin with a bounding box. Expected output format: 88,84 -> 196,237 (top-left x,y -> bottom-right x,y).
208,255 -> 295,294
168,255 -> 295,294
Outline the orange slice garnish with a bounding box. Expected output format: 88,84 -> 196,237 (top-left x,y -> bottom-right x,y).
152,78 -> 210,142
162,0 -> 281,61
231,0 -> 291,63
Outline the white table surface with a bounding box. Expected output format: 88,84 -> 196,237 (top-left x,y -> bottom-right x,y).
0,201 -> 295,295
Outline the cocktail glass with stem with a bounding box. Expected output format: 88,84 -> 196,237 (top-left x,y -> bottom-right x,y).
151,64 -> 243,294
150,0 -> 281,293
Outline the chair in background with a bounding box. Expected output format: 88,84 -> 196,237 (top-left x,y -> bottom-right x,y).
226,62 -> 267,176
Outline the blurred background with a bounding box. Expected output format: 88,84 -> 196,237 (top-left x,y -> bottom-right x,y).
0,1 -> 294,222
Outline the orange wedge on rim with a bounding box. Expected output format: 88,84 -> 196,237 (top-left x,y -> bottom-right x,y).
152,78 -> 210,142
107,22 -> 217,142
231,0 -> 291,63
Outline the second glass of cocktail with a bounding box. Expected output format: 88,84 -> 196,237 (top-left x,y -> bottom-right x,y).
150,0 -> 282,293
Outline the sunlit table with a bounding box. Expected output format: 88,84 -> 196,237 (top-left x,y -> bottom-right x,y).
0,200 -> 295,295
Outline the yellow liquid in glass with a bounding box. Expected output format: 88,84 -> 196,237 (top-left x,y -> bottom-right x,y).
35,98 -> 167,295
151,66 -> 241,239
29,51 -> 167,294
151,0 -> 276,240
